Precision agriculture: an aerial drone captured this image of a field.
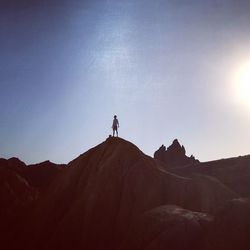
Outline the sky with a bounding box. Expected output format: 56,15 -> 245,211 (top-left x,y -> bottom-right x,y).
1,0 -> 250,164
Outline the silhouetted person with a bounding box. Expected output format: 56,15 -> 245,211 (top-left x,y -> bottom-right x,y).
112,115 -> 119,137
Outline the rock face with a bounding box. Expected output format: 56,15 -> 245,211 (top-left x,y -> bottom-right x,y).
19,138 -> 237,250
0,137 -> 249,250
154,139 -> 199,168
27,137 -> 192,250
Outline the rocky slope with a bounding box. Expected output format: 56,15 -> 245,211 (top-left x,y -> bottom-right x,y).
0,137 -> 249,250
168,154 -> 250,198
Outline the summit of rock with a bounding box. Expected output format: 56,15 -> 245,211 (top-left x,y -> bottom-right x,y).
69,136 -> 143,166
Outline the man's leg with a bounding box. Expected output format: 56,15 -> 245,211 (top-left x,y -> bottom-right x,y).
113,129 -> 115,137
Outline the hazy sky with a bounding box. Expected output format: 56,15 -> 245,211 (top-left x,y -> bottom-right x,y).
1,0 -> 250,164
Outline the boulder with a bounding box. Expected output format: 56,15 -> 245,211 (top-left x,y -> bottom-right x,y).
119,205 -> 213,250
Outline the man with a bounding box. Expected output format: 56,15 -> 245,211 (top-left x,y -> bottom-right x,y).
112,115 -> 119,137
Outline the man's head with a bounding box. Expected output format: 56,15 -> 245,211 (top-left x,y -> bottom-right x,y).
114,115 -> 117,118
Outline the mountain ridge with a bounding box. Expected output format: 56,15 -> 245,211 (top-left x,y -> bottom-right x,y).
0,137 -> 250,250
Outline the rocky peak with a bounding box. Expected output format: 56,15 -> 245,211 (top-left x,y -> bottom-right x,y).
154,139 -> 199,168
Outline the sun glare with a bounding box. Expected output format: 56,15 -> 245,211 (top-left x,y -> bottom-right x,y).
232,61 -> 250,108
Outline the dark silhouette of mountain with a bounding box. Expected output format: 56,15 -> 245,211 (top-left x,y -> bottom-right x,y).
0,137 -> 250,250
154,139 -> 199,168
0,157 -> 65,189
0,157 -> 26,172
168,155 -> 250,198
25,160 -> 65,189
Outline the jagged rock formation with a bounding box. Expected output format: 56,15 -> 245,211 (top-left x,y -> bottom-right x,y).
0,137 -> 250,250
154,139 -> 199,168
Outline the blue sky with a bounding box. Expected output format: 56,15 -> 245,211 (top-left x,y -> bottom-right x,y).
1,0 -> 250,164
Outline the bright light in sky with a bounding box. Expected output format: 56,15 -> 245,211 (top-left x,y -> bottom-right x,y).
232,61 -> 250,109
